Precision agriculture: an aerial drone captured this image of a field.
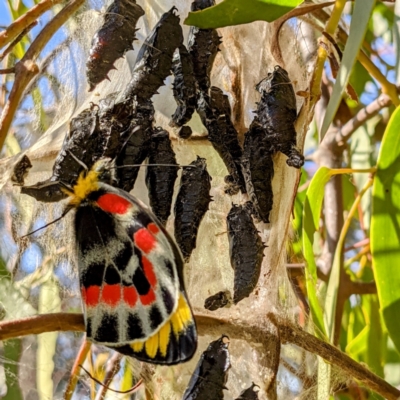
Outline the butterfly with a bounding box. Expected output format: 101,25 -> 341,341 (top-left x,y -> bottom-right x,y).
63,158 -> 197,364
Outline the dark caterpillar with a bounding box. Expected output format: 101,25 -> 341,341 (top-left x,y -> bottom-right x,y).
86,0 -> 144,91
11,155 -> 32,186
122,7 -> 183,103
170,45 -> 197,127
255,66 -> 304,168
188,0 -> 221,94
21,93 -> 130,202
241,124 -> 274,223
174,156 -> 212,262
21,104 -> 103,202
235,383 -> 261,400
183,335 -> 231,400
227,202 -> 265,303
145,128 -> 178,225
115,99 -> 155,192
197,87 -> 245,195
204,290 -> 232,311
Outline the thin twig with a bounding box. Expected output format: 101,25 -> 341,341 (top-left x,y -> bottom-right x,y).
0,0 -> 85,152
64,339 -> 92,400
94,352 -> 123,400
0,21 -> 38,62
335,93 -> 392,145
0,0 -> 64,50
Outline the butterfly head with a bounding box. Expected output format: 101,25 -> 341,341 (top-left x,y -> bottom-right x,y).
64,158 -> 115,207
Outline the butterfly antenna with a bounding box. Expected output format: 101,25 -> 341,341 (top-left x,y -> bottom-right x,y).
20,205 -> 74,238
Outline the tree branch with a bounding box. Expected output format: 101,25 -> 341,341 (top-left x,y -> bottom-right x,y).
0,0 -> 85,152
0,21 -> 37,62
335,93 -> 392,145
0,0 -> 64,50
0,313 -> 398,400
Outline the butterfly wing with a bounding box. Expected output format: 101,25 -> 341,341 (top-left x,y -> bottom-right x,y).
74,182 -> 197,364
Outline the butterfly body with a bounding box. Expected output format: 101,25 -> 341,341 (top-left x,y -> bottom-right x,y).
68,160 -> 197,364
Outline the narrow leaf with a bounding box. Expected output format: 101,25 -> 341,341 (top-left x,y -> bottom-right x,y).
320,0 -> 375,138
371,105 -> 400,354
184,0 -> 303,29
303,166 -> 333,338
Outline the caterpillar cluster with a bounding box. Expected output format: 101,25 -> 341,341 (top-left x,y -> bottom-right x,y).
20,0 -> 304,379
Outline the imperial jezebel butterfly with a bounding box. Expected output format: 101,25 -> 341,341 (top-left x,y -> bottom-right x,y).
64,158 -> 197,364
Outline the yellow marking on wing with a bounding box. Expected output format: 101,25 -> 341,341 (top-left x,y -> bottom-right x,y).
130,294 -> 193,359
171,294 -> 193,338
158,320 -> 171,357
145,333 -> 159,359
131,340 -> 144,353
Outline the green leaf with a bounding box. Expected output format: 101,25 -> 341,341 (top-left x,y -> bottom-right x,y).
371,105 -> 400,354
320,0 -> 376,138
346,325 -> 369,357
3,340 -> 23,400
302,167 -> 333,338
184,0 -> 303,29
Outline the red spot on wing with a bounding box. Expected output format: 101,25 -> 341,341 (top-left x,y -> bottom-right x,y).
123,286 -> 138,307
97,193 -> 131,214
85,286 -> 100,307
101,284 -> 121,307
140,288 -> 156,306
147,223 -> 159,235
134,228 -> 156,253
142,256 -> 157,287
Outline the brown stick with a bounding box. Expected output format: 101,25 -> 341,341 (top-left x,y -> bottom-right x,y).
94,352 -> 123,400
273,316 -> 400,400
64,339 -> 91,400
0,0 -> 85,151
335,93 -> 392,145
0,21 -> 38,62
1,313 -> 398,399
0,0 -> 64,50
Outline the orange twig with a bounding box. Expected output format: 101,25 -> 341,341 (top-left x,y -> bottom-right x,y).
0,0 -> 85,151
0,0 -> 64,50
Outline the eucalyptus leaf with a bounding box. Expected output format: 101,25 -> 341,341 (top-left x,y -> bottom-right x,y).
371,105 -> 400,354
184,0 -> 303,29
320,0 -> 375,138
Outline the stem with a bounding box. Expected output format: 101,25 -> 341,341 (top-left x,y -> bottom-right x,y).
327,177 -> 374,343
310,0 -> 347,101
335,94 -> 393,145
358,51 -> 399,106
94,353 -> 123,400
63,339 -> 91,400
